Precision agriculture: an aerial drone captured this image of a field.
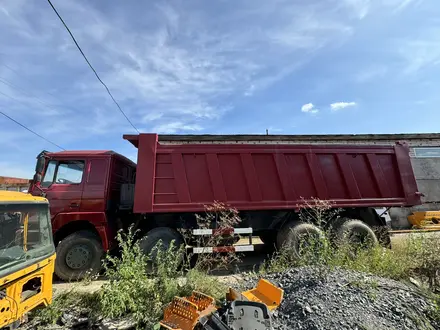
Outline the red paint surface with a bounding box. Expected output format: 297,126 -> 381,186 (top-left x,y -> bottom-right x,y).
51,212 -> 110,250
29,151 -> 136,251
124,134 -> 421,214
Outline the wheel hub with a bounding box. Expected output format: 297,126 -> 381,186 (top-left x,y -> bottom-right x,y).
66,244 -> 91,269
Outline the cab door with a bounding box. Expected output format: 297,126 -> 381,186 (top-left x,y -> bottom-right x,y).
40,159 -> 85,221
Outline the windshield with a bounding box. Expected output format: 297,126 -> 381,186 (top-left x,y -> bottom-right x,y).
42,160 -> 56,188
0,203 -> 55,277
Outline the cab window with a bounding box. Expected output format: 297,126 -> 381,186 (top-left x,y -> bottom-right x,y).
41,161 -> 56,188
41,160 -> 85,187
55,161 -> 84,184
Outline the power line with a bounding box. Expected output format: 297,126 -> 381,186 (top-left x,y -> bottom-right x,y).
0,77 -> 63,114
46,0 -> 140,134
0,110 -> 65,150
0,64 -> 94,114
1,63 -> 59,100
0,90 -> 58,117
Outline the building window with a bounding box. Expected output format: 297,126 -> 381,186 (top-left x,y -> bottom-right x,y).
414,147 -> 440,158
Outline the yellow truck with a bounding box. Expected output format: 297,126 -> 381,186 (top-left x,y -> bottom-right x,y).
0,191 -> 55,329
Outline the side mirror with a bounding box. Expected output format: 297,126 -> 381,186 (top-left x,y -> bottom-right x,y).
35,156 -> 45,174
33,173 -> 42,183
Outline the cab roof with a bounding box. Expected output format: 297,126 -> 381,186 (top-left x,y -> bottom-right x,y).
0,191 -> 48,204
45,150 -> 136,167
46,150 -> 115,156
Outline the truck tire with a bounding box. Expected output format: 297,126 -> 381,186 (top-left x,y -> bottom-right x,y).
55,231 -> 103,281
332,218 -> 378,249
139,227 -> 183,272
276,222 -> 325,258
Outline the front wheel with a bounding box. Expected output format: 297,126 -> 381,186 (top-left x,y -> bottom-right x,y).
55,231 -> 104,281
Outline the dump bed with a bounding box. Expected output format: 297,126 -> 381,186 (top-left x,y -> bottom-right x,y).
123,134 -> 421,214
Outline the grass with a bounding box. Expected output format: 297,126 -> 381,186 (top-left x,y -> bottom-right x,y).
260,227 -> 440,283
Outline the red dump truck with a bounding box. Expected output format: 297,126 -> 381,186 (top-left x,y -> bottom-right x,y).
28,134 -> 421,280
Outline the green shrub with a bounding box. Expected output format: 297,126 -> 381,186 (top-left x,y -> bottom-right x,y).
98,224 -> 227,328
98,228 -> 182,327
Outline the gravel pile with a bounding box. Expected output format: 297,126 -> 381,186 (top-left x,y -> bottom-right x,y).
244,267 -> 440,330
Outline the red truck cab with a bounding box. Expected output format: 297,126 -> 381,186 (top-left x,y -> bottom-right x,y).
29,150 -> 136,280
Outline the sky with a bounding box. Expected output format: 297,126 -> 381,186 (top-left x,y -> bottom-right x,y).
0,0 -> 439,178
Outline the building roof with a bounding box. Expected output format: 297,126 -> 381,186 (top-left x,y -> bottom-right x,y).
0,176 -> 30,185
123,133 -> 440,147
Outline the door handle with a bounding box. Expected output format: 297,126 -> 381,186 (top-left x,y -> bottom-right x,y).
69,203 -> 79,208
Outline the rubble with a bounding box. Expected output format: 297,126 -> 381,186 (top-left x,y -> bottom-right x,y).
246,267 -> 440,330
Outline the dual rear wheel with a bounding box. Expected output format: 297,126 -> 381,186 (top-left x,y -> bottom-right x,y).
274,218 -> 378,257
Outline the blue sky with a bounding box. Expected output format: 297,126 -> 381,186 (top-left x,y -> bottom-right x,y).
1,0 -> 439,178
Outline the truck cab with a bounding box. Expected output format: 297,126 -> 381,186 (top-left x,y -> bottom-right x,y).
0,191 -> 55,329
28,150 -> 136,280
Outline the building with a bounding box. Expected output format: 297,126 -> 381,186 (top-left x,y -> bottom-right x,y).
162,133 -> 440,229
0,176 -> 30,192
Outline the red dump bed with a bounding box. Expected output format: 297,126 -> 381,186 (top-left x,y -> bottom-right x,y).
123,134 -> 421,214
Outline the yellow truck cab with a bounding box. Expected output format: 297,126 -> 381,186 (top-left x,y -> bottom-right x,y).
0,191 -> 55,329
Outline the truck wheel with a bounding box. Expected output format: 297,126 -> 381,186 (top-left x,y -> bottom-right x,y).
139,227 -> 183,272
276,222 -> 325,258
55,231 -> 103,281
333,218 -> 378,249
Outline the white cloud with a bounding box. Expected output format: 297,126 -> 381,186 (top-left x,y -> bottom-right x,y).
398,29 -> 440,74
301,103 -> 319,114
386,0 -> 422,12
244,84 -> 255,97
343,0 -> 371,19
330,102 -> 357,111
355,65 -> 388,82
153,122 -> 203,134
